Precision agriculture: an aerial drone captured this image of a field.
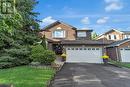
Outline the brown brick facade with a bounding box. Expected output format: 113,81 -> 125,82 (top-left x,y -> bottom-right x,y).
106,47 -> 118,61
40,23 -> 76,41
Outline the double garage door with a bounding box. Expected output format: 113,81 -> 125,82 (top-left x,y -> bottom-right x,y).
66,47 -> 103,63
120,48 -> 130,62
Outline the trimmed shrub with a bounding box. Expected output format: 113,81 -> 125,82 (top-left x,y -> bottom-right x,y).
31,45 -> 56,65
31,45 -> 45,62
40,50 -> 56,65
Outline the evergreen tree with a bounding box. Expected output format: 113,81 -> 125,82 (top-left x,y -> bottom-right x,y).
0,0 -> 41,68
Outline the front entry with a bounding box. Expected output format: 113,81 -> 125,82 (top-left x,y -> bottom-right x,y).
53,44 -> 63,54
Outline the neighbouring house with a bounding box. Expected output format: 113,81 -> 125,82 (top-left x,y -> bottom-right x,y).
39,21 -> 130,63
97,29 -> 130,41
106,39 -> 130,62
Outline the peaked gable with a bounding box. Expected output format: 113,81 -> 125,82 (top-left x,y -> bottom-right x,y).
41,21 -> 77,31
97,29 -> 123,39
104,29 -> 123,34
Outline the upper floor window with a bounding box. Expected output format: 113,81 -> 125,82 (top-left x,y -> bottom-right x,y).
77,32 -> 87,37
114,35 -> 117,39
108,35 -> 117,40
124,35 -> 130,39
53,30 -> 66,38
109,35 -> 111,40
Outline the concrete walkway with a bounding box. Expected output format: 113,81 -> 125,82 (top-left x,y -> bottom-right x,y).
50,63 -> 130,87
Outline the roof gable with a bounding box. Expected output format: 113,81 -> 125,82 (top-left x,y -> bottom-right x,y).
41,21 -> 77,31
97,29 -> 123,39
104,29 -> 123,34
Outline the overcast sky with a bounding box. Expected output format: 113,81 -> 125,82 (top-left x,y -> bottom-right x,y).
34,0 -> 130,34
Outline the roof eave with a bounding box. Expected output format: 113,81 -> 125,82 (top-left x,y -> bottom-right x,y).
41,21 -> 77,31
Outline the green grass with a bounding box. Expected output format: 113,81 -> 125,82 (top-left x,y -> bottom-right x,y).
109,59 -> 130,68
121,63 -> 130,68
0,66 -> 55,87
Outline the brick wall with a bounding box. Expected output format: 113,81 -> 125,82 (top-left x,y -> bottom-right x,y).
40,23 -> 76,41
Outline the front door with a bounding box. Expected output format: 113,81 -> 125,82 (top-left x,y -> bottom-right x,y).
53,44 -> 63,54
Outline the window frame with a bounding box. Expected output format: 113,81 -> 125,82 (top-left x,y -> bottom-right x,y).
109,35 -> 111,40
77,31 -> 87,37
52,30 -> 66,38
114,35 -> 117,39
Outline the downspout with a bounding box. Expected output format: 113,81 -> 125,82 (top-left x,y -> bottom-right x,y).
115,47 -> 120,61
102,35 -> 106,55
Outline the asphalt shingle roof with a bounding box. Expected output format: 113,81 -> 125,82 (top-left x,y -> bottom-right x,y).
121,31 -> 130,34
107,39 -> 130,47
61,40 -> 113,45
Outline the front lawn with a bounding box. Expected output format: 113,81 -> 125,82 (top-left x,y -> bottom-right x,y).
0,66 -> 55,87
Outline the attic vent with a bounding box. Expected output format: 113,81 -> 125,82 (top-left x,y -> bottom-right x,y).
57,27 -> 62,29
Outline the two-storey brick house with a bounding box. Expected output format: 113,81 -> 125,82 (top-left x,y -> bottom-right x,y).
39,21 -> 93,53
39,21 -> 130,63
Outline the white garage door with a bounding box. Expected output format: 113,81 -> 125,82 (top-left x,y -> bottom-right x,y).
120,48 -> 130,62
66,47 -> 103,63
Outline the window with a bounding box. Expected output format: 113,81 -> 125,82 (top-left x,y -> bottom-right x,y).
53,30 -> 66,38
124,35 -> 130,39
79,48 -> 82,50
71,48 -> 74,50
84,48 -> 87,50
77,32 -> 87,37
92,48 -> 95,50
96,48 -> 100,50
125,48 -> 130,50
68,48 -> 71,50
109,35 -> 111,40
88,48 -> 91,50
114,35 -> 117,39
111,35 -> 114,40
75,48 -> 79,50
109,35 -> 117,40
120,48 -> 123,50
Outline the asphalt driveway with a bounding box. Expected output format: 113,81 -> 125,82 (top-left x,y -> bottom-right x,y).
50,63 -> 130,87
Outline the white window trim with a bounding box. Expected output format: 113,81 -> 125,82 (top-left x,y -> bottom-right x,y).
108,34 -> 117,40
77,31 -> 87,37
124,35 -> 130,39
52,30 -> 66,38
